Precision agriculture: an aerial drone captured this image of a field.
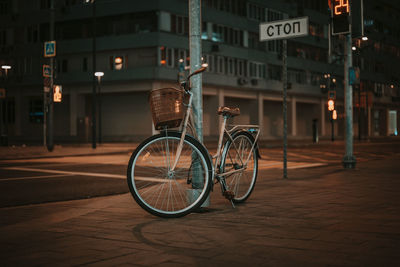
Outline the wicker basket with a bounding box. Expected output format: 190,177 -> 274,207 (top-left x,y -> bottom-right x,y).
149,88 -> 185,130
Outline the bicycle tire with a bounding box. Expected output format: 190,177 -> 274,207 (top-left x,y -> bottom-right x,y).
220,131 -> 258,203
127,131 -> 213,218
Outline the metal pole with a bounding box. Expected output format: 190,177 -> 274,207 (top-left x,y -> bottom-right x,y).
189,0 -> 202,143
189,0 -> 208,206
4,72 -> 8,146
91,1 -> 97,149
43,86 -> 47,147
282,39 -> 288,179
47,0 -> 55,152
358,86 -> 361,141
343,34 -> 356,168
0,91 -> 2,145
98,77 -> 102,144
331,115 -> 334,141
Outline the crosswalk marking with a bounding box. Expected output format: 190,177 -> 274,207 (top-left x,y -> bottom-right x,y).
3,159 -> 328,182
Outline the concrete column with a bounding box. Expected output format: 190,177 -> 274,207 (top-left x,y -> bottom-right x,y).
291,96 -> 296,136
14,89 -> 22,136
367,106 -> 371,137
320,98 -> 326,136
386,108 -> 390,136
70,91 -> 77,136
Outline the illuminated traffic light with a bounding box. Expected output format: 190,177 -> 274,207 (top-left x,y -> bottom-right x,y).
53,85 -> 62,103
331,0 -> 350,35
113,56 -> 124,70
328,99 -> 335,111
332,110 -> 338,120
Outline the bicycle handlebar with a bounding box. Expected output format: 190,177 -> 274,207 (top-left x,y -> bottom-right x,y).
187,66 -> 207,80
181,66 -> 207,91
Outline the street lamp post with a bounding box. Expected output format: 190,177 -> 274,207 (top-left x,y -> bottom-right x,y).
85,0 -> 97,149
1,65 -> 11,146
95,71 -> 104,144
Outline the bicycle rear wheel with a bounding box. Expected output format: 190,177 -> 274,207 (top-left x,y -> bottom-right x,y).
127,131 -> 212,218
220,131 -> 258,203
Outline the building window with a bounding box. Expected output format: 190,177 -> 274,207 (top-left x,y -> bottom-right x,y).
236,59 -> 246,77
26,25 -> 39,43
1,98 -> 15,124
57,59 -> 68,73
40,0 -> 51,10
212,24 -> 225,43
225,57 -> 235,76
247,3 -> 265,21
24,57 -> 32,74
203,54 -> 215,73
267,9 -> 283,22
268,64 -> 281,81
29,97 -> 44,123
0,0 -> 10,15
82,57 -> 88,72
249,62 -> 266,79
204,0 -> 246,17
216,56 -> 224,74
159,47 -> 174,68
288,69 -> 307,84
171,14 -> 188,35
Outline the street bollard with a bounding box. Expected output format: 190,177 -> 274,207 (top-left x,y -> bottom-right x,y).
312,119 -> 319,143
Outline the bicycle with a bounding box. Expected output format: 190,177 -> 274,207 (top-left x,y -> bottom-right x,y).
127,67 -> 260,218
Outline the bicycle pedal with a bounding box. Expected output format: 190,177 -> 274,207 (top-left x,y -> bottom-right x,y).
223,190 -> 235,200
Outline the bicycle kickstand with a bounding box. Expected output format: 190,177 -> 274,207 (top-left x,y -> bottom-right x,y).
218,176 -> 236,208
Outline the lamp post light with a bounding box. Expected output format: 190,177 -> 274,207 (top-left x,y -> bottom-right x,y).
94,71 -> 104,144
1,65 -> 11,146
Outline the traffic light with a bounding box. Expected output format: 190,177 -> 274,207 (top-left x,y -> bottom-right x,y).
331,0 -> 350,35
328,99 -> 335,111
53,85 -> 62,103
113,56 -> 124,70
332,110 -> 338,120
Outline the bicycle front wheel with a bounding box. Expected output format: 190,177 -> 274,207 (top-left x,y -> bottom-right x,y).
220,131 -> 258,203
127,132 -> 212,218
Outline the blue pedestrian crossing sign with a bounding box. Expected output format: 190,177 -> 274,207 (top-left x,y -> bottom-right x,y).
44,41 -> 56,57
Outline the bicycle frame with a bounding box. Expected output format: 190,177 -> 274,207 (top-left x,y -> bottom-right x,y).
170,89 -> 260,182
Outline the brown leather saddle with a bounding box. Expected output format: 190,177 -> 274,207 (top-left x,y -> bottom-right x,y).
217,106 -> 240,117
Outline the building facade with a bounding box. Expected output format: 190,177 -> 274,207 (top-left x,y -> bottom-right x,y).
0,0 -> 399,144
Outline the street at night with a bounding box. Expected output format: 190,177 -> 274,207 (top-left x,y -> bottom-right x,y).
1,0 -> 400,265
1,139 -> 400,265
0,140 -> 399,208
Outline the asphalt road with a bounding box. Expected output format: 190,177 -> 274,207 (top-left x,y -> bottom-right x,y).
0,141 -> 399,208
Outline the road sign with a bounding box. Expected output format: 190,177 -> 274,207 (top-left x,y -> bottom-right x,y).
260,17 -> 309,41
43,65 -> 52,77
44,41 -> 56,57
259,16 -> 309,179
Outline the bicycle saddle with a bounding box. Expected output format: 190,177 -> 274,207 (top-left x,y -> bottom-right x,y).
217,106 -> 240,117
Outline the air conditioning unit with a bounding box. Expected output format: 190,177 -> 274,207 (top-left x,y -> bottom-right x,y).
237,78 -> 248,85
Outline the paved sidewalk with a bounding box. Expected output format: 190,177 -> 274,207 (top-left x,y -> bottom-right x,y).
1,154 -> 400,266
